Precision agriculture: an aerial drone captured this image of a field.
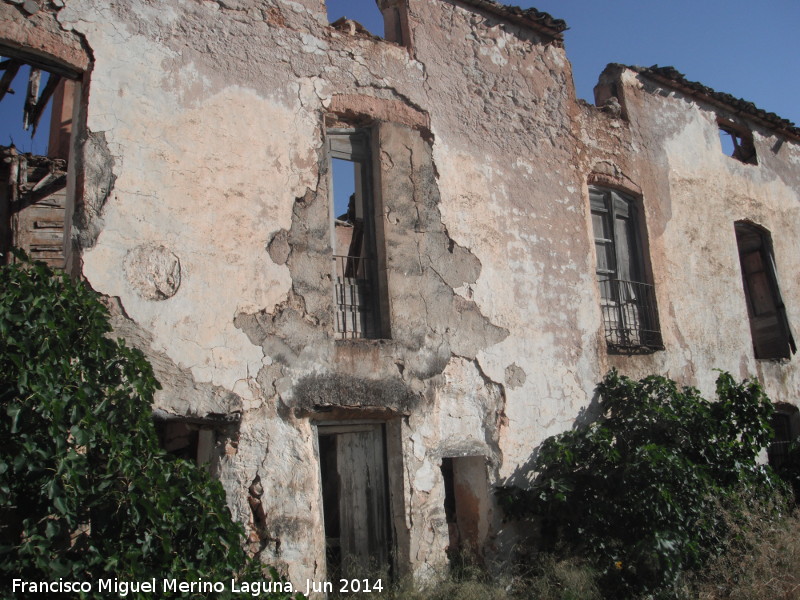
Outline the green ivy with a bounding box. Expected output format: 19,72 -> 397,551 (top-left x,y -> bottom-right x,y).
0,257 -> 301,600
498,369 -> 786,597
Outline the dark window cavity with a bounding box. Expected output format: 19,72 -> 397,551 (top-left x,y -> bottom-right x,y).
440,456 -> 488,563
718,119 -> 757,165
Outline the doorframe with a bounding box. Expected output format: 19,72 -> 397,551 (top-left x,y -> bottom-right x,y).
313,419 -> 402,581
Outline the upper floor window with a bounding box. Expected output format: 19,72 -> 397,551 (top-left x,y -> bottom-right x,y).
590,186 -> 662,352
718,119 -> 757,165
1,49 -> 82,270
325,0 -> 409,46
327,0 -> 384,36
328,128 -> 383,339
734,222 -> 795,359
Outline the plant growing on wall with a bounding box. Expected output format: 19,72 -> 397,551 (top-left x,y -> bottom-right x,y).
499,369 -> 785,597
0,257 -> 300,599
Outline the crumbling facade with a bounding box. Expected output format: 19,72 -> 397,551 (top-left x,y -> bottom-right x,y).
2,0 -> 799,587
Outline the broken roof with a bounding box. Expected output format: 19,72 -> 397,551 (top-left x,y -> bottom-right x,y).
630,64 -> 800,142
458,0 -> 567,42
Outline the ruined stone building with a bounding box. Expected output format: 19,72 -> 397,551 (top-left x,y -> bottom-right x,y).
2,0 -> 799,586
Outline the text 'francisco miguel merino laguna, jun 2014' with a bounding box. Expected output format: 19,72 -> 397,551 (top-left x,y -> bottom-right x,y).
10,577 -> 308,596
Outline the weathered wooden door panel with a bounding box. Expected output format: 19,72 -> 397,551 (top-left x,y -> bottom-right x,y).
319,424 -> 390,580
2,151 -> 67,268
12,189 -> 66,267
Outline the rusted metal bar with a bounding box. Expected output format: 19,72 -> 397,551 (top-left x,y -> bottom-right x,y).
599,278 -> 663,352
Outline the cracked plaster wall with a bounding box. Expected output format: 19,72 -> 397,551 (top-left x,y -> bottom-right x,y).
8,0 -> 800,588
34,0 -> 526,584
585,68 -> 800,404
413,0 -> 601,480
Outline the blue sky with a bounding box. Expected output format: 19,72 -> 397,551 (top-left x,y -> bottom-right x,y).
327,0 -> 800,127
0,64 -> 53,155
2,1 -> 797,157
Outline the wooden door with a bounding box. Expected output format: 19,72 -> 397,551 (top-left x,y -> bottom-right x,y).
318,424 -> 390,579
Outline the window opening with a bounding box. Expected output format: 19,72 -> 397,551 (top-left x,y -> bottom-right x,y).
590,186 -> 662,352
154,417 -> 235,477
327,0 -> 385,37
440,456 -> 488,563
718,120 -> 757,165
1,52 -> 78,268
734,222 -> 795,359
329,129 -> 382,339
768,412 -> 793,470
317,423 -> 392,580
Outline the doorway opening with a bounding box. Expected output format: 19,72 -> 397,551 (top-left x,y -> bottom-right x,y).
441,456 -> 488,562
318,423 -> 392,580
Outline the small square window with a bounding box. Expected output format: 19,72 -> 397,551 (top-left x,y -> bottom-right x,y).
325,0 -> 409,46
327,0 -> 384,37
718,120 -> 757,165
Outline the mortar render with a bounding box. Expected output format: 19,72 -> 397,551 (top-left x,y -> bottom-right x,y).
416,0 -> 602,479
5,0 -> 800,589
591,69 -> 800,403
46,0 -> 518,584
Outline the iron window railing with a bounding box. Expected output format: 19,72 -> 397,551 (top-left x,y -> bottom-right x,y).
333,254 -> 378,339
768,439 -> 792,470
599,278 -> 663,352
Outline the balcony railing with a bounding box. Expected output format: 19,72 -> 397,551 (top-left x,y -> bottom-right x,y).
599,278 -> 663,353
333,255 -> 377,339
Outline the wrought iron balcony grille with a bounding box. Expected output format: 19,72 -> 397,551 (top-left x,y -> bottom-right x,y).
599,278 -> 663,353
768,439 -> 792,470
333,254 -> 378,339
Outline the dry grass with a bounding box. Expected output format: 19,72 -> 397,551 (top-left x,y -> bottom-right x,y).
332,509 -> 800,599
680,508 -> 800,600
331,554 -> 600,600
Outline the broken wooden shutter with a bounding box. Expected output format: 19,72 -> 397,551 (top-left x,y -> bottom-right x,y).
612,192 -> 639,287
2,150 -> 67,267
590,188 -> 615,300
735,222 -> 796,359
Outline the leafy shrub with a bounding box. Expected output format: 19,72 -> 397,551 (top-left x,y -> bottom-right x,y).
499,370 -> 785,597
0,258 -> 298,599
